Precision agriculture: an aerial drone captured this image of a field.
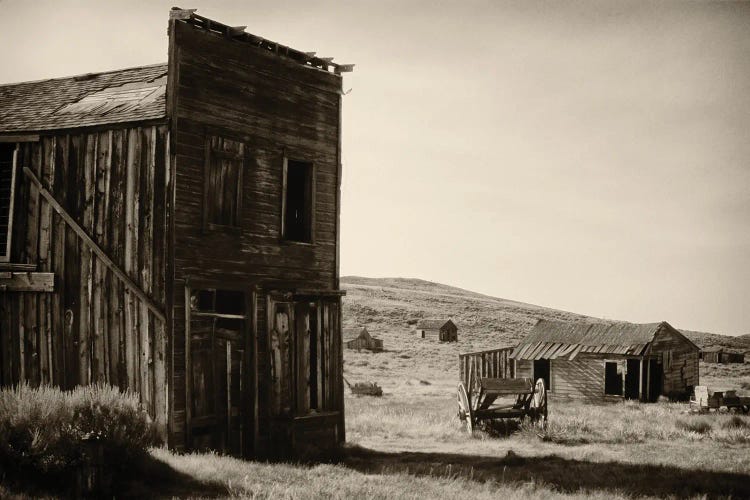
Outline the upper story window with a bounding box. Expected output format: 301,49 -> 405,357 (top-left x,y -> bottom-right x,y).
0,143 -> 17,262
282,159 -> 314,243
204,136 -> 245,229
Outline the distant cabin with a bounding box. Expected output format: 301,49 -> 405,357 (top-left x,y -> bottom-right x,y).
701,346 -> 745,364
417,319 -> 457,342
344,327 -> 383,352
509,320 -> 699,402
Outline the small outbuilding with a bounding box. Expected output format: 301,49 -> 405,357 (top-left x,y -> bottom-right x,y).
701,346 -> 745,364
417,318 -> 457,342
509,320 -> 699,402
344,327 -> 383,352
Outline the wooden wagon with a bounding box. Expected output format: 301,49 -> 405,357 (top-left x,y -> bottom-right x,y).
457,347 -> 547,433
691,386 -> 750,413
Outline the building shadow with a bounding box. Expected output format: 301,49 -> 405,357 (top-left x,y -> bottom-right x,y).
341,445 -> 750,498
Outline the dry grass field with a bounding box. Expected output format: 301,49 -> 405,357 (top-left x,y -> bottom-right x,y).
3,277 -> 749,498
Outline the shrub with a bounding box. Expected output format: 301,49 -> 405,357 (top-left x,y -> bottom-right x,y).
0,384 -> 159,479
721,416 -> 750,430
675,418 -> 712,434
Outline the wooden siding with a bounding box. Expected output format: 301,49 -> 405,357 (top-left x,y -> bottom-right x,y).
0,126 -> 170,436
458,347 -> 515,388
550,355 -> 607,400
167,20 -> 344,453
651,325 -> 699,397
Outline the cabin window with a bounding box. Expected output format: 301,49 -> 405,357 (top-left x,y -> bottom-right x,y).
0,143 -> 17,262
604,361 -> 623,396
204,136 -> 245,228
282,159 -> 314,243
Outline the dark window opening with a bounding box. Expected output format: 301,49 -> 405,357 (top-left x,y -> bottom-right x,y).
283,159 -> 313,243
0,143 -> 16,260
205,136 -> 244,228
216,290 -> 245,315
604,361 -> 623,396
625,359 -> 640,400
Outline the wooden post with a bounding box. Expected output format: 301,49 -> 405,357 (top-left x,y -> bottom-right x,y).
638,359 -> 643,401
646,359 -> 651,402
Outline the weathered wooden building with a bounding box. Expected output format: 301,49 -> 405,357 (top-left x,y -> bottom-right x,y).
0,8 -> 352,458
417,318 -> 457,342
701,346 -> 745,364
344,327 -> 383,351
509,320 -> 699,401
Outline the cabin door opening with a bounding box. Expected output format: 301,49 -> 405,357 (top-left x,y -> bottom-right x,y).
187,287 -> 251,456
533,359 -> 551,391
625,359 -> 640,400
647,359 -> 663,402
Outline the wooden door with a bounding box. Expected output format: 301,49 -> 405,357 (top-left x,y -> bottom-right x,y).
187,288 -> 248,456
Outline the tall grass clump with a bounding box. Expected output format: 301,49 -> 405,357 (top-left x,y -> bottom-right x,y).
0,383 -> 159,488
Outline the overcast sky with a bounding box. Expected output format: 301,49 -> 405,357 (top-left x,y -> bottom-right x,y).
1,1 -> 748,336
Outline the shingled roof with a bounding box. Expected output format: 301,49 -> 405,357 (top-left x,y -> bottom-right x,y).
0,63 -> 168,133
510,320 -> 696,360
416,318 -> 455,330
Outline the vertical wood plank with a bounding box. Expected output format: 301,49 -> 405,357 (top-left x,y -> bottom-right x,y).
124,128 -> 141,391
152,125 -> 168,439
139,126 -> 156,412
108,129 -> 126,387
78,133 -> 96,385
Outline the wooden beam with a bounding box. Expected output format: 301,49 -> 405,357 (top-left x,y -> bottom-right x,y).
23,167 -> 166,322
0,272 -> 54,292
169,8 -> 196,20
0,135 -> 39,143
335,64 -> 355,74
229,26 -> 246,36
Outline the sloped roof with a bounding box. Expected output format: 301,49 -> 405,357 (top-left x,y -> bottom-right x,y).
510,320 -> 692,360
343,327 -> 369,341
0,63 -> 168,133
701,346 -> 724,353
417,318 -> 455,330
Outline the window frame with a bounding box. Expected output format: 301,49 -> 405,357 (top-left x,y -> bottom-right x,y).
0,143 -> 18,263
280,156 -> 316,245
203,135 -> 245,231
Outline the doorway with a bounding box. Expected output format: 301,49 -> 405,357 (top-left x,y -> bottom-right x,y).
647,359 -> 663,402
625,359 -> 640,400
187,287 -> 250,456
533,359 -> 551,391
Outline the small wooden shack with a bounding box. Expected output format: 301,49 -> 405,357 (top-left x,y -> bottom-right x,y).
701,346 -> 745,364
417,318 -> 457,342
344,327 -> 383,352
0,8 -> 352,459
509,320 -> 699,402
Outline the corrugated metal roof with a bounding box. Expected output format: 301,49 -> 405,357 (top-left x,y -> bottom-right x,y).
509,320 -> 667,360
0,63 -> 168,133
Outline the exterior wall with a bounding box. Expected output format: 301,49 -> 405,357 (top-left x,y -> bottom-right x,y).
702,351 -> 721,363
0,126 -> 170,436
440,324 -> 458,342
167,20 -> 344,454
550,355 -> 610,400
515,359 -> 533,378
650,325 -> 699,398
345,335 -> 382,351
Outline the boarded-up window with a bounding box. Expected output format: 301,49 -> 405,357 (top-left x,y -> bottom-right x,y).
282,159 -> 314,243
204,136 -> 245,228
0,144 -> 16,262
604,361 -> 623,396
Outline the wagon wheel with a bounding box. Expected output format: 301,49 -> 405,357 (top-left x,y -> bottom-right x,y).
529,378 -> 548,424
457,382 -> 474,434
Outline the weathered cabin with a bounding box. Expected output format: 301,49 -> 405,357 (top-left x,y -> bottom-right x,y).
344,327 -> 383,351
417,318 -> 457,342
0,8 -> 352,459
701,346 -> 745,364
509,320 -> 699,402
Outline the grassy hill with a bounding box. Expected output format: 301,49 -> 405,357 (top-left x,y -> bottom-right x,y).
341,276 -> 749,394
